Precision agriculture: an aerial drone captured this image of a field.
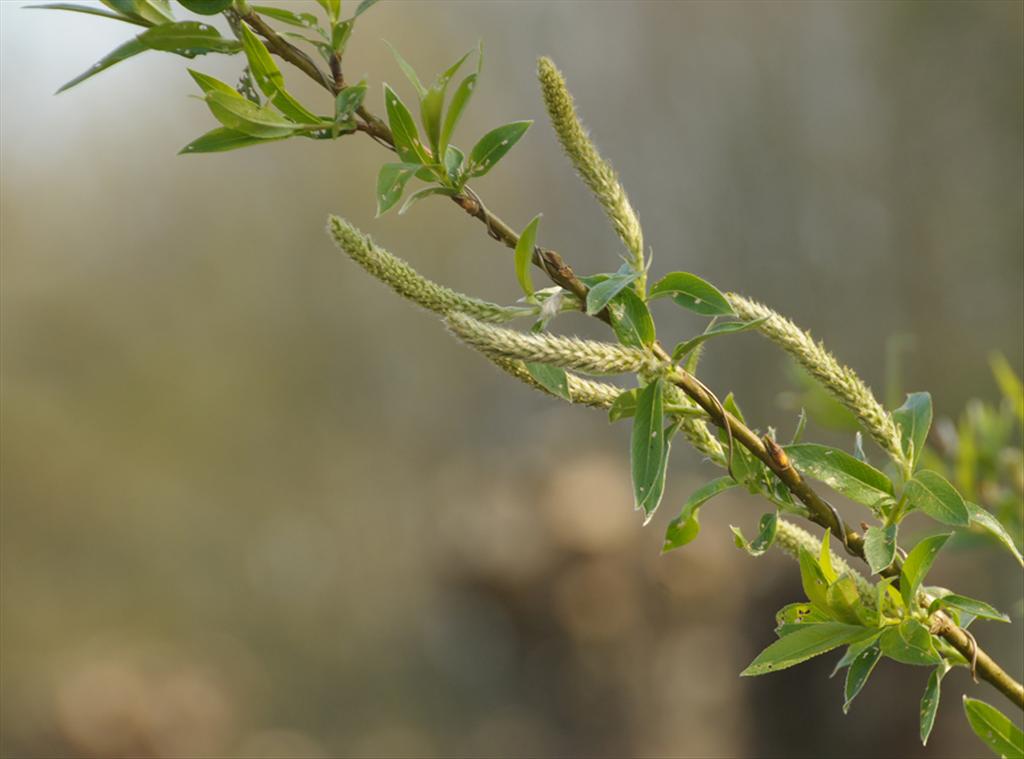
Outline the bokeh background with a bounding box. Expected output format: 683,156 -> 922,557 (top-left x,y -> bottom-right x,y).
2,1 -> 1022,757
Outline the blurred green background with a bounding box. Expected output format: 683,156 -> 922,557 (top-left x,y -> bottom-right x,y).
2,1 -> 1022,757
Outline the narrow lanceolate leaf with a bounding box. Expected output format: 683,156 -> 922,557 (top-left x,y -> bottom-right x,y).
57,37 -> 147,92
384,84 -> 430,164
28,3 -> 149,26
928,594 -> 1010,623
103,0 -> 172,25
967,502 -> 1024,567
963,697 -> 1024,759
468,121 -> 532,178
900,532 -> 951,608
398,186 -> 457,215
670,317 -> 769,362
237,24 -> 320,124
843,642 -> 882,713
730,512 -> 778,557
179,127 -> 284,154
525,362 -> 570,401
204,91 -> 307,138
355,0 -> 380,17
798,547 -> 831,613
919,663 -> 950,745
649,272 -> 733,316
58,20 -> 242,92
586,269 -> 639,315
251,5 -> 321,29
608,288 -> 655,348
741,622 -> 875,677
784,444 -> 895,511
420,49 -> 473,155
440,72 -> 477,155
893,392 -> 932,471
631,378 -> 669,523
384,41 -> 427,98
663,477 -> 740,552
905,470 -> 970,526
863,524 -> 898,575
513,214 -> 541,298
880,620 -> 942,666
177,0 -> 233,13
375,162 -> 422,216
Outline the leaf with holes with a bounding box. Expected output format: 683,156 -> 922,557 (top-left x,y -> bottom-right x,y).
468,121 -> 531,178
631,378 -> 669,524
963,697 -> 1024,759
376,162 -> 422,216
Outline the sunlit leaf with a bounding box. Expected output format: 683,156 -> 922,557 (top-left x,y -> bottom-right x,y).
741,622 -> 875,677
863,524 -> 898,575
525,362 -> 570,402
967,502 -> 1024,567
178,126 -> 283,154
671,317 -> 769,362
513,214 -> 541,298
649,272 -> 733,316
927,594 -> 1010,623
843,642 -> 882,713
730,512 -> 778,556
893,392 -> 932,471
963,697 -> 1024,759
905,470 -> 970,527
784,443 -> 895,512
900,532 -> 951,608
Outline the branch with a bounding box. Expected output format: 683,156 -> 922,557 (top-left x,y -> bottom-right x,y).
248,11 -> 1023,710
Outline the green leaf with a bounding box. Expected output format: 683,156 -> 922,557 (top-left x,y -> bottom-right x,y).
670,317 -> 769,362
880,620 -> 942,666
928,594 -> 1010,623
313,0 -> 340,22
60,17 -> 244,90
730,512 -> 778,556
237,24 -> 320,124
662,477 -> 739,553
586,269 -> 640,316
649,272 -> 733,316
330,20 -> 352,55
863,524 -> 898,575
398,186 -> 456,215
383,84 -> 430,164
631,378 -> 669,524
354,0 -> 379,17
608,288 -> 655,348
204,90 -> 308,138
443,144 -> 465,185
27,3 -> 149,26
905,470 -> 970,527
900,532 -> 951,608
178,126 -> 283,154
467,121 -> 532,178
920,663 -> 950,746
513,214 -> 541,298
798,547 -> 831,613
893,392 -> 932,470
384,41 -> 426,98
421,49 -> 473,156
741,622 -> 875,677
784,444 -> 895,511
177,0 -> 232,13
609,389 -> 639,423
843,642 -> 882,713
56,37 -> 147,92
826,574 -> 868,625
776,603 -> 831,632
831,633 -> 881,675
791,408 -> 808,444
103,0 -> 172,25
819,528 -> 837,583
251,5 -> 322,30
137,20 -> 241,56
963,697 -> 1024,759
440,73 -> 477,155
525,362 -> 570,401
375,162 -> 422,216
967,502 -> 1024,567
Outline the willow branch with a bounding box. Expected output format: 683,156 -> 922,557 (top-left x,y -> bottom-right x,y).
248,11 -> 1023,710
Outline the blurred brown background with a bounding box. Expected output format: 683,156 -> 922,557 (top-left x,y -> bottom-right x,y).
2,1 -> 1022,757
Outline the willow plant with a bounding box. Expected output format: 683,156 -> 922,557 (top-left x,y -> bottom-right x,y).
36,1 -> 1024,755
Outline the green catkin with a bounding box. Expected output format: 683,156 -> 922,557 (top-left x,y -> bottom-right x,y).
774,518 -> 875,605
537,57 -> 645,287
328,215 -> 530,323
446,312 -> 663,376
487,355 -> 623,409
726,292 -> 905,468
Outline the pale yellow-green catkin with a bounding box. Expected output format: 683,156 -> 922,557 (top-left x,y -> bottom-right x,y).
446,312 -> 662,376
327,215 -> 529,323
537,57 -> 645,284
487,354 -> 623,409
727,292 -> 904,467
774,518 -> 875,604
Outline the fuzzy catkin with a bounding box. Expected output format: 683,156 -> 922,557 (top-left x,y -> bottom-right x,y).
446,312 -> 662,376
537,57 -> 645,281
487,355 -> 623,408
726,292 -> 904,467
327,216 -> 529,323
774,518 -> 875,604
